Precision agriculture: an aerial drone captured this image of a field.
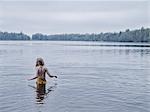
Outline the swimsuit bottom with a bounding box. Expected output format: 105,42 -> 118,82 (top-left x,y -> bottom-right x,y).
36,77 -> 46,85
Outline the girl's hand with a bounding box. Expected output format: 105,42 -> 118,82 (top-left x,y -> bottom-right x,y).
27,78 -> 31,81
28,76 -> 37,80
54,76 -> 57,78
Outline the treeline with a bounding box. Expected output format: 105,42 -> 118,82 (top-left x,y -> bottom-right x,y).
0,27 -> 150,42
32,27 -> 150,42
0,32 -> 30,40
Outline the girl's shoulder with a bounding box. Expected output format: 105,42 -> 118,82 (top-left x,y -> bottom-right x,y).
43,66 -> 48,71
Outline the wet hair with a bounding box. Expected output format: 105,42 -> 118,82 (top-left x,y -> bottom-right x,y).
36,58 -> 44,67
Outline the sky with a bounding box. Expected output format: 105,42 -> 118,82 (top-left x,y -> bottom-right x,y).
0,0 -> 149,35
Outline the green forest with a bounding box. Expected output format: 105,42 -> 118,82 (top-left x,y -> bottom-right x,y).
0,27 -> 150,42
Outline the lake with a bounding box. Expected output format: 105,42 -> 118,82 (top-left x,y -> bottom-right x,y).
0,41 -> 150,112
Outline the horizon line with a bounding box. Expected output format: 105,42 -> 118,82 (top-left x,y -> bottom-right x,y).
0,27 -> 149,36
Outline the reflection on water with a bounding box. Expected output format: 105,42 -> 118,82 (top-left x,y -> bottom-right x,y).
28,83 -> 57,104
102,49 -> 150,56
36,84 -> 46,103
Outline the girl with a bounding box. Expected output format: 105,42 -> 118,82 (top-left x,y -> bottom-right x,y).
29,58 -> 57,84
28,58 -> 57,103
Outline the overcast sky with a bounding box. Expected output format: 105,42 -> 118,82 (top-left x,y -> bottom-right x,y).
0,0 -> 149,35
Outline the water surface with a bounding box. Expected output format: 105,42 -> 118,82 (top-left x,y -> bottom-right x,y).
0,41 -> 150,112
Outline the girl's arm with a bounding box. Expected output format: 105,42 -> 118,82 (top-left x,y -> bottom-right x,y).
28,68 -> 38,80
28,76 -> 37,80
46,68 -> 57,78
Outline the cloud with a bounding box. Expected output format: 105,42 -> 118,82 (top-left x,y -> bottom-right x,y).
0,0 -> 149,34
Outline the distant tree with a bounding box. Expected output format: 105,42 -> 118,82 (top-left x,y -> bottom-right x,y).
0,27 -> 150,42
31,28 -> 150,42
0,31 -> 30,40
